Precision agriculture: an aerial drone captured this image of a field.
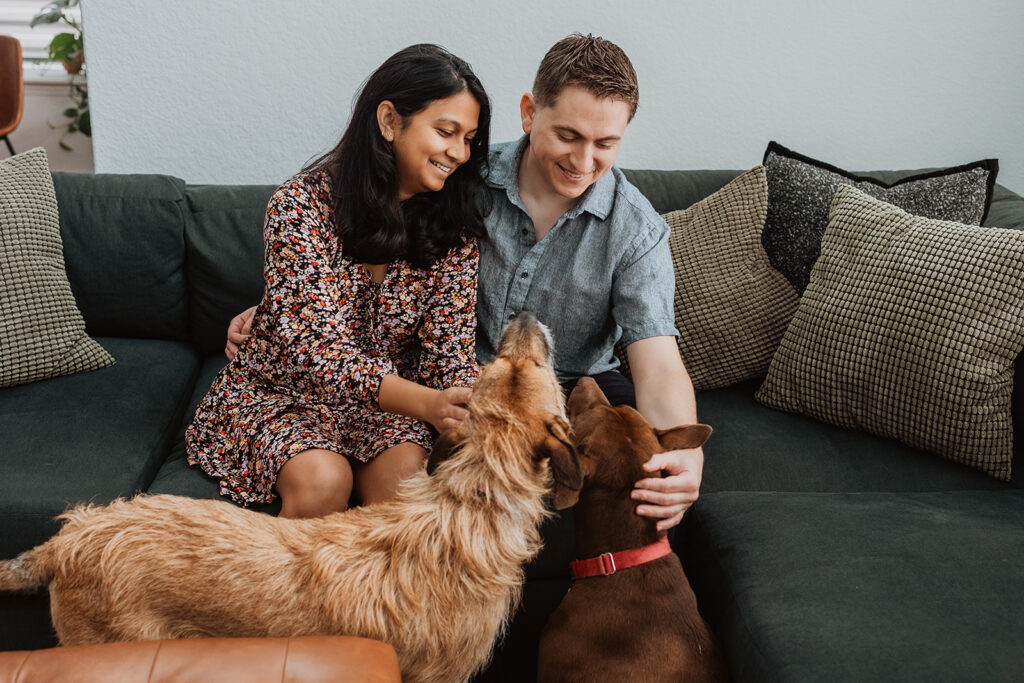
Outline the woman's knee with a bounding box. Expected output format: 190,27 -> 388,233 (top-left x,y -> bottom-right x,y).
277,449 -> 353,517
354,443 -> 427,505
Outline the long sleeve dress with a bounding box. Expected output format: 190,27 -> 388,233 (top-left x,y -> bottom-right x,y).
185,171 -> 479,505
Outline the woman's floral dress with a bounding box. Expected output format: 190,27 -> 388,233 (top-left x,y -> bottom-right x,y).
185,172 -> 479,505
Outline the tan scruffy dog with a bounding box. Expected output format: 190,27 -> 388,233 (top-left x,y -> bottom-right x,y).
0,312 -> 583,683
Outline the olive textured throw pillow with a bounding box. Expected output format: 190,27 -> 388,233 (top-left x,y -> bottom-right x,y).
756,184 -> 1024,481
0,148 -> 114,388
614,167 -> 798,389
663,166 -> 798,390
761,141 -> 998,295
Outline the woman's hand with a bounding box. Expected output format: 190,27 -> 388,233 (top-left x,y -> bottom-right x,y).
226,306 -> 257,360
427,387 -> 472,432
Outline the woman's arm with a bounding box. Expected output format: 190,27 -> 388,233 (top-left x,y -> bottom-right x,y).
378,376 -> 471,432
417,238 -> 481,390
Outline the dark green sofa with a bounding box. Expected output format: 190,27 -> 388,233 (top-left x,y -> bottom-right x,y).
2,168 -> 1022,682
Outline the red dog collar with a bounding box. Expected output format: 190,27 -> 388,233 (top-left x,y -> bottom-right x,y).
570,537 -> 672,579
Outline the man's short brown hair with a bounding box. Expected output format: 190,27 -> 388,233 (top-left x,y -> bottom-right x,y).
532,33 -> 639,120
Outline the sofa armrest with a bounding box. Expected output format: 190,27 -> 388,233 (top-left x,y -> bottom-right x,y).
0,635 -> 401,683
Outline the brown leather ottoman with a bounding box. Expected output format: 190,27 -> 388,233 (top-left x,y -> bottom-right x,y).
0,635 -> 401,682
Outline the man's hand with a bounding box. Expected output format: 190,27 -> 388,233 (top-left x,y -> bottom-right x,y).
631,446 -> 703,532
428,387 -> 473,432
225,305 -> 257,360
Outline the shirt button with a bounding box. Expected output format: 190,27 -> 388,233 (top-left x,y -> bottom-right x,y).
520,272 -> 529,279
508,313 -> 516,321
521,229 -> 528,236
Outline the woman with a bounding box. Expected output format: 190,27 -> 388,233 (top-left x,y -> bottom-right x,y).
186,44 -> 491,518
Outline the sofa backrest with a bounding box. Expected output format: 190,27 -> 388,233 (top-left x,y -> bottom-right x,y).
53,171 -> 189,341
184,184 -> 274,353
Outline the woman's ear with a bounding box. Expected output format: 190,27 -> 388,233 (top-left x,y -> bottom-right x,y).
377,100 -> 399,142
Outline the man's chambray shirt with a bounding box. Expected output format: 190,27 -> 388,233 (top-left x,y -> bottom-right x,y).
477,138 -> 678,381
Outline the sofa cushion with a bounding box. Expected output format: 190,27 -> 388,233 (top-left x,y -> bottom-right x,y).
0,337 -> 199,559
681,490 -> 1024,682
757,186 -> 1024,481
0,148 -> 114,388
698,379 -> 1021,493
185,184 -> 275,353
53,171 -> 189,340
761,141 -> 997,294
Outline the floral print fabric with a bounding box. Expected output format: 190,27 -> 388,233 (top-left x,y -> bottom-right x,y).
186,172 -> 479,505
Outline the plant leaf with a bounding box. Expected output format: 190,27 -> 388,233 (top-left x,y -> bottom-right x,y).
29,8 -> 62,27
79,111 -> 91,136
62,108 -> 77,118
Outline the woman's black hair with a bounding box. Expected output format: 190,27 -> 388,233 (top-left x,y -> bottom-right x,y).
305,44 -> 491,269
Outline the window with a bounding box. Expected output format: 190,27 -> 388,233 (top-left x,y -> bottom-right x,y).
0,0 -> 82,82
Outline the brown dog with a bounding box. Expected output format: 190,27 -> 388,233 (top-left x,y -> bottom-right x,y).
0,313 -> 582,683
537,377 -> 728,682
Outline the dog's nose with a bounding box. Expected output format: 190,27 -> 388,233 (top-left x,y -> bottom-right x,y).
514,311 -> 539,325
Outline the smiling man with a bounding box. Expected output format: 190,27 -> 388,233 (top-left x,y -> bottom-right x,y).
478,34 -> 704,531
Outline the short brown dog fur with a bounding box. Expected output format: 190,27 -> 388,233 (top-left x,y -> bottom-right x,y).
0,313 -> 583,683
537,377 -> 728,682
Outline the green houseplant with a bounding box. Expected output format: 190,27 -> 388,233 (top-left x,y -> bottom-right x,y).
30,0 -> 89,151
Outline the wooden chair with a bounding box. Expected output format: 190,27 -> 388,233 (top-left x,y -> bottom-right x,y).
0,35 -> 25,156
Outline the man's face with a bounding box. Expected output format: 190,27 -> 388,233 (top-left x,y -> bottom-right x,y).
520,86 -> 631,200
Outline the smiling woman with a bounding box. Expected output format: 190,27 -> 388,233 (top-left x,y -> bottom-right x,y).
185,44 -> 493,519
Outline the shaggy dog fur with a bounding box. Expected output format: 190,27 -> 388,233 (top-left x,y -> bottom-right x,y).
537,377 -> 728,682
0,313 -> 582,683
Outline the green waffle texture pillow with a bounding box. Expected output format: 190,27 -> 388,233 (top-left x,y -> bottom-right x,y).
0,148 -> 114,387
757,184 -> 1024,481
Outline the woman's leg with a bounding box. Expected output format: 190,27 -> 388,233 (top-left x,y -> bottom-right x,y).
353,442 -> 428,505
277,448 -> 354,518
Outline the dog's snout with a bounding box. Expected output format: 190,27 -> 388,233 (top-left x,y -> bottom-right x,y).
496,311 -> 554,365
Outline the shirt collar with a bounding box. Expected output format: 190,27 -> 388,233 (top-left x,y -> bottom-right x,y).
486,135 -> 615,221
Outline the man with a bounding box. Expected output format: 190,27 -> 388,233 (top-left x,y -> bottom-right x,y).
477,34 -> 702,531
227,34 -> 704,530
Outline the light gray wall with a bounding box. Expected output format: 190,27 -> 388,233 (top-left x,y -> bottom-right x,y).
83,0 -> 1024,193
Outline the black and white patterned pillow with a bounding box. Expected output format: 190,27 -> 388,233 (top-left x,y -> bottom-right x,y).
0,148 -> 113,387
757,185 -> 1024,481
761,141 -> 997,294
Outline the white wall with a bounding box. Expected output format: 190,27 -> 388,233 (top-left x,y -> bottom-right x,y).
82,0 -> 1024,194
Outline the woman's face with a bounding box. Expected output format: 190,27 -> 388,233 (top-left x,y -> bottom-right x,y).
390,91 -> 481,200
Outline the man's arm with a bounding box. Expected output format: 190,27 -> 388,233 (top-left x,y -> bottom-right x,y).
226,306 -> 257,360
627,335 -> 704,532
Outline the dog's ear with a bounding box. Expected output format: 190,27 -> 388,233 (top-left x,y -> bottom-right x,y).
568,377 -> 610,422
428,426 -> 467,475
656,424 -> 712,451
542,417 -> 583,510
